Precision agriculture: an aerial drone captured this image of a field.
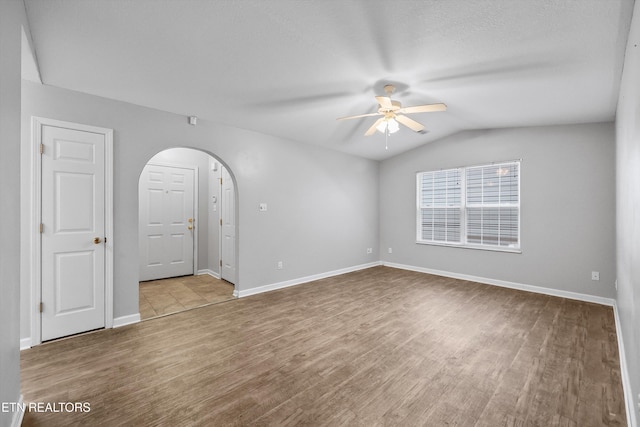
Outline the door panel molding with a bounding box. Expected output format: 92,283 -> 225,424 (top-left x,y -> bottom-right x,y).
138,161 -> 198,281
30,117 -> 113,346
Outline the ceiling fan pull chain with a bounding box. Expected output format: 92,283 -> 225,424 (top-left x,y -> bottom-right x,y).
385,126 -> 389,150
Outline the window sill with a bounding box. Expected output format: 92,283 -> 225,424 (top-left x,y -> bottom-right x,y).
415,240 -> 522,254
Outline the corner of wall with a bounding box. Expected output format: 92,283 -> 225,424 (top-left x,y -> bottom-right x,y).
615,0 -> 640,424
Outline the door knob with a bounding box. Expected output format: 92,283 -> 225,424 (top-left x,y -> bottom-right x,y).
187,225 -> 193,230
94,237 -> 102,244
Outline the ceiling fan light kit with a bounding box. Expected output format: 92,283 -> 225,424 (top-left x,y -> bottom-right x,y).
337,84 -> 447,148
376,117 -> 399,134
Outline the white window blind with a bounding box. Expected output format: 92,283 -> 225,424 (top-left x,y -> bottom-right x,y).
418,169 -> 461,243
466,163 -> 519,248
417,161 -> 520,251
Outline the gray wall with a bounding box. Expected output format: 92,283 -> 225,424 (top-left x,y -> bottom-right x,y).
1,1 -> 26,425
146,147 -> 219,274
616,0 -> 640,423
380,123 -> 616,299
20,80 -> 380,337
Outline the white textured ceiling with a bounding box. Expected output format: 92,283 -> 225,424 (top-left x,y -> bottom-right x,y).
24,0 -> 634,160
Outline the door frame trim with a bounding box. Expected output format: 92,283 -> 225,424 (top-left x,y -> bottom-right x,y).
219,165 -> 237,285
30,117 -> 114,346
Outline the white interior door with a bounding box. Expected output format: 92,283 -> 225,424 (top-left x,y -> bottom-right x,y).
41,125 -> 106,341
220,167 -> 236,284
139,164 -> 195,281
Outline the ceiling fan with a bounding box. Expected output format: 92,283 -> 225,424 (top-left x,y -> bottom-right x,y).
337,84 -> 447,136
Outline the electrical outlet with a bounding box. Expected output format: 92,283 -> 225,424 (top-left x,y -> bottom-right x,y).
591,271 -> 599,281
388,248 -> 393,254
277,261 -> 283,270
366,248 -> 373,254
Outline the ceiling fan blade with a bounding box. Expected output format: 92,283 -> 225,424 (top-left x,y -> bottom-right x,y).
336,112 -> 382,121
397,103 -> 447,114
395,115 -> 425,132
375,96 -> 393,109
365,118 -> 384,136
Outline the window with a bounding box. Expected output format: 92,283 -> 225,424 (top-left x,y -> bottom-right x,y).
417,161 -> 520,251
418,169 -> 462,244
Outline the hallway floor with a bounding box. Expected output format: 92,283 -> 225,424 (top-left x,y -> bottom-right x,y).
139,274 -> 235,320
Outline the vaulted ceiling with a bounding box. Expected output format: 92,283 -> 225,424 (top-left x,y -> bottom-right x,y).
24,0 -> 634,160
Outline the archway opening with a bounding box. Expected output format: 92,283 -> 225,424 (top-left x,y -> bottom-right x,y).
137,147 -> 238,320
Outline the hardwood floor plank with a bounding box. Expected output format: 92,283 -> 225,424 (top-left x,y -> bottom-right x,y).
21,267 -> 627,426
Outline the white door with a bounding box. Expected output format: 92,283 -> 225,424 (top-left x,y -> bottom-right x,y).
41,125 -> 106,341
220,167 -> 236,284
139,164 -> 195,281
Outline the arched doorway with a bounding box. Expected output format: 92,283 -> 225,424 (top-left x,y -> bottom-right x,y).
137,147 -> 237,320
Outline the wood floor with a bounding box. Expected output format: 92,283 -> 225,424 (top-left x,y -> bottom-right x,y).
139,274 -> 235,320
21,266 -> 627,426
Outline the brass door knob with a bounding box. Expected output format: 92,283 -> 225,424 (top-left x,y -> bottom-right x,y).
187,225 -> 193,230
94,237 -> 102,244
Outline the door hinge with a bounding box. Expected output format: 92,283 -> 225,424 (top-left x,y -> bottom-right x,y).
219,178 -> 222,185
39,223 -> 43,233
39,143 -> 44,154
220,259 -> 222,267
220,218 -> 222,226
39,302 -> 43,313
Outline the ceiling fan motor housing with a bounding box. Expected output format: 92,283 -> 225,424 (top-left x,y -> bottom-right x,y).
379,100 -> 402,114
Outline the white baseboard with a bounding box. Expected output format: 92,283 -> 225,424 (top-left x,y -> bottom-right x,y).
20,337 -> 32,351
383,262 -> 616,307
112,313 -> 141,328
11,395 -> 24,427
613,302 -> 638,427
21,313 -> 141,347
236,262 -> 382,298
197,269 -> 220,279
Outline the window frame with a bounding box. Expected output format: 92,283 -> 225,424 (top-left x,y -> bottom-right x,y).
416,160 -> 521,253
